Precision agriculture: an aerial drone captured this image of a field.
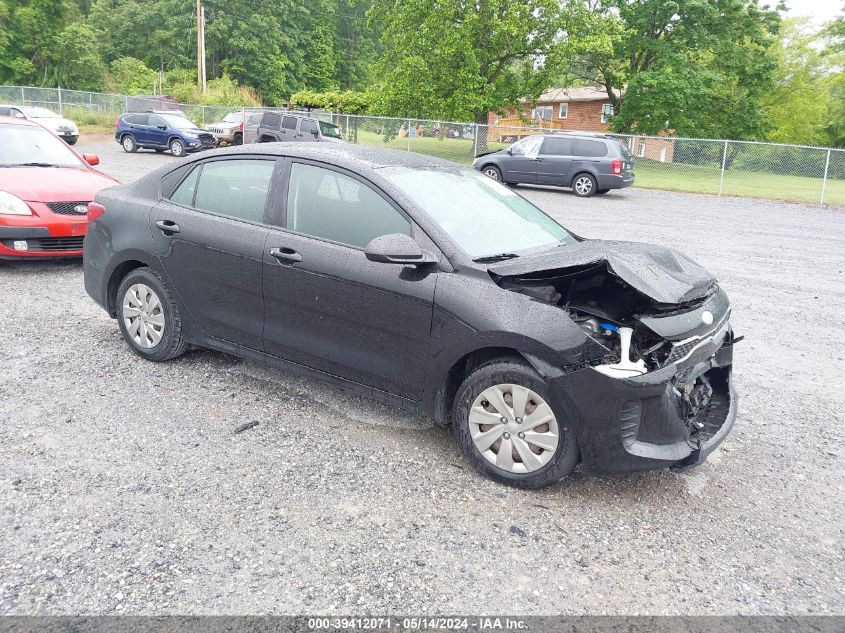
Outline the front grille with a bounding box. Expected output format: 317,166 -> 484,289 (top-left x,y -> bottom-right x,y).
666,339 -> 699,364
3,237 -> 85,252
47,201 -> 90,215
198,133 -> 216,144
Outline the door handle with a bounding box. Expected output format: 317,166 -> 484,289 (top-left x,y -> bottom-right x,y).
155,220 -> 180,235
269,247 -> 303,263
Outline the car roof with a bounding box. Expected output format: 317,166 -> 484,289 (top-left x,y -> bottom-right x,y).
546,131 -> 614,140
190,142 -> 460,171
0,114 -> 39,127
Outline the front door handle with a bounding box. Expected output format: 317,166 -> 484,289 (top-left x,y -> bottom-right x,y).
155,220 -> 180,235
269,247 -> 303,264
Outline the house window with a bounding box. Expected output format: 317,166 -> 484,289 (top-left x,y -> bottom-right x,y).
601,103 -> 613,123
532,106 -> 553,121
558,103 -> 568,119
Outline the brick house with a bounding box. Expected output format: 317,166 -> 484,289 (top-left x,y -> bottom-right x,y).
489,86 -> 621,133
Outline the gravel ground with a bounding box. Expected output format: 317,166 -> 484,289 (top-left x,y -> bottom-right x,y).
1,136 -> 843,615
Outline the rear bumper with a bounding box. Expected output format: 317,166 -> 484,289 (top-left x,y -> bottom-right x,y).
597,173 -> 635,190
550,334 -> 736,475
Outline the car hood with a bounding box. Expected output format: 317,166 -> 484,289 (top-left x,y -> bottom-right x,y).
1,167 -> 119,202
487,239 -> 716,304
33,117 -> 78,132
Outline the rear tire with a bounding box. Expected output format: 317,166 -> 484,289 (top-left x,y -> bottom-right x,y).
121,135 -> 137,153
481,165 -> 503,182
571,173 -> 597,197
169,138 -> 186,157
233,132 -> 243,145
453,360 -> 579,489
116,267 -> 188,362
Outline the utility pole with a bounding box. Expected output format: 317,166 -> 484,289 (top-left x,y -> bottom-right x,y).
200,5 -> 207,92
196,0 -> 203,90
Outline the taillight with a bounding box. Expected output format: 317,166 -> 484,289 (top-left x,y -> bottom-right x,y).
115,118 -> 120,128
611,159 -> 622,175
87,202 -> 106,222
239,121 -> 244,132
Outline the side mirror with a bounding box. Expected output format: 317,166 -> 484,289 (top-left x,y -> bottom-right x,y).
507,148 -> 513,155
83,154 -> 100,166
365,233 -> 437,266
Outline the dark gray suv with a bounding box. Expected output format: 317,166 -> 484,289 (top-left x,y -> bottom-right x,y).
256,112 -> 343,144
474,133 -> 634,197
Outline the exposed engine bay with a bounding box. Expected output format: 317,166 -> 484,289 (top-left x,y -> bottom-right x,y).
492,261 -> 729,379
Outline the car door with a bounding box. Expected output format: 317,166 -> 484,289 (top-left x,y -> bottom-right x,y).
128,114 -> 152,145
498,136 -> 542,184
147,115 -> 170,148
298,118 -> 320,142
262,160 -> 438,400
536,137 -> 574,186
150,156 -> 280,350
278,115 -> 298,142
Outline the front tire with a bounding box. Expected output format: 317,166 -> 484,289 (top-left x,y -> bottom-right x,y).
453,360 -> 579,489
572,173 -> 597,197
481,165 -> 503,182
116,267 -> 188,362
66,137 -> 78,146
233,132 -> 243,146
170,138 -> 186,157
121,134 -> 138,153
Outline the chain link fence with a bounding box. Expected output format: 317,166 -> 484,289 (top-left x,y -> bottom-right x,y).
3,85 -> 844,206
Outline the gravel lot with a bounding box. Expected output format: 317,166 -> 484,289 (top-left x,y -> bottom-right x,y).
1,135 -> 843,615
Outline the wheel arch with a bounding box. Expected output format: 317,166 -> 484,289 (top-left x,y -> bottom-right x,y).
432,346 -> 547,427
106,258 -> 153,317
571,169 -> 598,186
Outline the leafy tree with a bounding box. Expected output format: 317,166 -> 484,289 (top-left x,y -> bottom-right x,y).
109,56 -> 157,95
823,8 -> 845,147
368,0 -> 583,128
48,22 -> 107,90
762,19 -> 831,146
571,0 -> 781,139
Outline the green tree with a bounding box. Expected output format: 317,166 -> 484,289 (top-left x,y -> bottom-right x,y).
109,56 -> 157,94
368,0 -> 585,128
48,22 -> 107,90
572,0 -> 781,139
823,8 -> 845,147
762,19 -> 830,146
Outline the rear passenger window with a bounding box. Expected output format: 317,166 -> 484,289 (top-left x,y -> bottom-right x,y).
286,163 -> 411,249
541,138 -> 573,156
300,119 -> 318,135
132,114 -> 149,126
282,116 -> 298,130
171,159 -> 275,223
261,112 -> 281,129
573,140 -> 607,157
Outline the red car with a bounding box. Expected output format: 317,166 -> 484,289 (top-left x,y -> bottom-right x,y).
0,115 -> 118,259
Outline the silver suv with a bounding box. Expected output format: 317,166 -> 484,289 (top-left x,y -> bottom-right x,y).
474,133 -> 635,197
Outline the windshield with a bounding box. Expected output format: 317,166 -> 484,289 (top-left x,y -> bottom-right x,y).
0,125 -> 83,167
319,121 -> 341,139
382,167 -> 572,259
20,106 -> 60,119
159,114 -> 198,129
222,113 -> 242,123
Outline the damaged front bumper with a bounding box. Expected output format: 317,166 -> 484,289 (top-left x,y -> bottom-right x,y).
550,332 -> 737,476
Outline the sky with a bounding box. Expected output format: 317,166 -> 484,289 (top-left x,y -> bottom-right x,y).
783,0 -> 843,24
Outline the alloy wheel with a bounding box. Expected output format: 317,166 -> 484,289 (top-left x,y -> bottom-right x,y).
574,176 -> 593,195
122,283 -> 165,349
483,167 -> 500,181
122,136 -> 135,152
171,140 -> 184,156
468,383 -> 559,473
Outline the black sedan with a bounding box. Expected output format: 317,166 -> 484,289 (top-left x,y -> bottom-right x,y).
83,144 -> 737,488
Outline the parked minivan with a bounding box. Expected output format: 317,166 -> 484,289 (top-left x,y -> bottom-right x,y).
256,112 -> 343,143
474,133 -> 634,197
